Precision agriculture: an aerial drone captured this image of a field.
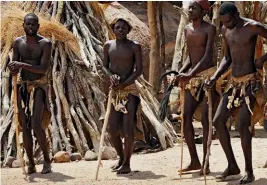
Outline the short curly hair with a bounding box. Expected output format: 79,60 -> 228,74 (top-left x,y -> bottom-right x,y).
111,18 -> 132,33
219,2 -> 238,16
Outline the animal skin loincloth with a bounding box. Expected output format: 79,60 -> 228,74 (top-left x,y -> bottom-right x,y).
223,73 -> 264,113
223,72 -> 265,132
18,75 -> 50,129
110,83 -> 145,142
185,67 -> 216,101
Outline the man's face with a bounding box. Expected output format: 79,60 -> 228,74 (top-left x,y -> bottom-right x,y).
188,1 -> 204,21
23,16 -> 39,36
113,20 -> 129,40
220,13 -> 237,29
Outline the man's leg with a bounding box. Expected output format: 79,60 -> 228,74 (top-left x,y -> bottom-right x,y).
214,93 -> 240,180
117,94 -> 139,174
182,90 -> 201,171
199,88 -> 219,175
237,92 -> 256,184
107,104 -> 123,171
31,88 -> 51,174
18,89 -> 35,174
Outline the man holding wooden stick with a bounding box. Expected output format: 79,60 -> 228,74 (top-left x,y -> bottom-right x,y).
205,2 -> 267,184
102,18 -> 143,174
175,0 -> 218,175
8,13 -> 52,174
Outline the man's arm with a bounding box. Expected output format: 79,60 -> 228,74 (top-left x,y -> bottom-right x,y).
178,28 -> 192,73
120,42 -> 143,87
211,29 -> 232,81
8,38 -> 21,74
178,56 -> 191,73
253,22 -> 267,69
21,40 -> 52,74
102,41 -> 113,77
188,25 -> 216,77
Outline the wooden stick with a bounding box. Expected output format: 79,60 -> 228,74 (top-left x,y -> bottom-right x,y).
179,84 -> 185,178
203,88 -> 213,185
13,75 -> 27,179
95,89 -> 113,180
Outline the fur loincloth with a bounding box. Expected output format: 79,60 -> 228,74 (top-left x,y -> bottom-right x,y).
185,67 -> 216,101
223,72 -> 266,129
18,75 -> 50,129
110,83 -> 145,142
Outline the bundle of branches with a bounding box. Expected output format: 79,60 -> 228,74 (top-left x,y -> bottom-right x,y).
1,1 -> 177,166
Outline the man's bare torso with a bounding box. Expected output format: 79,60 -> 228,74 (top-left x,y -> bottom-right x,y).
224,18 -> 258,77
16,35 -> 48,81
185,21 -> 214,72
107,39 -> 137,83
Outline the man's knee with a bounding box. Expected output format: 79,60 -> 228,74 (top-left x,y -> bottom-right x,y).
123,128 -> 134,139
213,114 -> 226,129
107,125 -> 119,137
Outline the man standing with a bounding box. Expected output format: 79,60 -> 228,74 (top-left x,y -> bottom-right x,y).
176,0 -> 218,175
8,13 -> 52,174
206,2 -> 267,184
103,18 -> 143,174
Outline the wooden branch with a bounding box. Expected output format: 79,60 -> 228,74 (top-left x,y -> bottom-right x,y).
172,4 -> 189,71
56,75 -> 83,155
75,105 -> 100,152
70,105 -> 89,152
13,75 -> 27,178
52,48 -> 72,153
148,2 -> 161,93
51,1 -> 58,18
0,108 -> 13,141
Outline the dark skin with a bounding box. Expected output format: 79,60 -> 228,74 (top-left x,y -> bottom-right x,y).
8,15 -> 52,174
206,10 -> 267,184
103,20 -> 143,174
176,1 -> 218,175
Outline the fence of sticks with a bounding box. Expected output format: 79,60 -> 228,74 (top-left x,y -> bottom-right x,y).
0,1 -> 178,166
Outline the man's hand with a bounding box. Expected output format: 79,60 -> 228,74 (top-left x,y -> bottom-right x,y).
204,76 -> 216,90
255,58 -> 264,69
8,61 -> 24,75
109,74 -> 120,87
176,73 -> 192,84
111,83 -> 126,91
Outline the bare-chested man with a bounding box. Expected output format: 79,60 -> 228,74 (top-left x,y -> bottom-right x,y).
103,18 -> 143,174
175,0 -> 218,175
8,13 -> 52,174
205,2 -> 267,184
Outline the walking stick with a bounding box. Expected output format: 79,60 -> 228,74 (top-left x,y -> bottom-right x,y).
13,75 -> 27,178
203,86 -> 213,185
179,83 -> 185,178
95,89 -> 113,180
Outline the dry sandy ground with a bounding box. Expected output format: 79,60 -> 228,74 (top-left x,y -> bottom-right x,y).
1,126 -> 267,185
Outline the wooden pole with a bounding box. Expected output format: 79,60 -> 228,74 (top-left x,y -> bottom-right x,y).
203,88 -> 213,185
148,1 -> 161,93
13,75 -> 27,179
179,84 -> 185,178
95,90 -> 113,180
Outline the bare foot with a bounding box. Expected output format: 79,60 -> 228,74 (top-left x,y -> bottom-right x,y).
27,164 -> 36,174
117,164 -> 131,174
199,167 -> 210,176
179,162 -> 201,172
41,161 -> 51,174
111,159 -> 123,171
238,172 -> 255,184
215,166 -> 240,180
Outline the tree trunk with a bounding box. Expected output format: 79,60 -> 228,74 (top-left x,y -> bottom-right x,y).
171,4 -> 189,71
212,2 -> 222,67
157,2 -> 167,93
148,2 -> 161,94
